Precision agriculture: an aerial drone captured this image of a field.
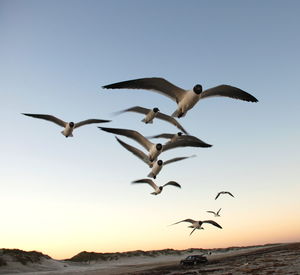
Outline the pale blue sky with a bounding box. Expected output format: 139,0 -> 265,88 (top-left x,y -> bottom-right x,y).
0,0 -> 299,259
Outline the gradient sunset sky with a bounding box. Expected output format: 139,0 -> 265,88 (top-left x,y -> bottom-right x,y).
1,0 -> 299,260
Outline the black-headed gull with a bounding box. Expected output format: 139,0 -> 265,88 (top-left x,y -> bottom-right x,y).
22,113 -> 110,137
103,77 -> 258,118
115,137 -> 195,179
207,208 -> 222,217
132,178 -> 181,195
150,132 -> 212,148
100,127 -> 209,161
115,106 -> 188,134
171,219 -> 222,235
215,191 -> 235,200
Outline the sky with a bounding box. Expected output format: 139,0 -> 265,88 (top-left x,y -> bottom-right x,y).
0,0 -> 299,260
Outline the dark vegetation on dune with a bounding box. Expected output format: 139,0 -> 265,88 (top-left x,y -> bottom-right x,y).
67,248 -> 207,262
0,249 -> 50,265
67,244 -> 281,263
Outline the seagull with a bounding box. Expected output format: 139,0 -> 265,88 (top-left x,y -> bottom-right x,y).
100,127 -> 209,161
132,178 -> 181,195
207,208 -> 222,217
171,219 -> 222,235
215,191 -> 235,200
149,132 -> 212,148
22,113 -> 110,137
100,127 -> 163,161
114,106 -> 188,134
102,77 -> 258,118
115,137 -> 195,178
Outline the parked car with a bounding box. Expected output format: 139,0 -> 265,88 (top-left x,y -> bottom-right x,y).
180,255 -> 208,265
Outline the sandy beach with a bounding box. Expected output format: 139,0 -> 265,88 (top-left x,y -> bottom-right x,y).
1,243 -> 299,275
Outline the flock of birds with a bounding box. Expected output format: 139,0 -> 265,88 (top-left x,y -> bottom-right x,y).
23,77 -> 258,236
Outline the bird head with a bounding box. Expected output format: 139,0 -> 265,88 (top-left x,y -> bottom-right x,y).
69,122 -> 75,127
156,143 -> 163,151
157,160 -> 163,166
153,107 -> 159,113
193,84 -> 202,94
177,132 -> 183,136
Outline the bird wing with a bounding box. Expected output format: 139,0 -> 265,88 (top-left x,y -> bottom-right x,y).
163,181 -> 181,188
75,119 -> 110,128
203,220 -> 222,229
100,127 -> 153,151
215,192 -> 221,200
163,136 -> 212,151
131,178 -> 157,190
103,77 -> 187,102
163,155 -> 196,166
226,192 -> 235,197
115,137 -> 150,165
148,133 -> 175,139
206,211 -> 216,215
217,208 -> 222,215
22,113 -> 67,127
114,106 -> 150,116
189,227 -> 198,236
155,113 -> 188,134
171,219 -> 196,225
200,85 -> 258,102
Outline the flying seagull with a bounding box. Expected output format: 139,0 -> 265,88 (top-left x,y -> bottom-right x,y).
132,178 -> 181,195
100,127 -> 163,161
149,132 -> 212,148
22,113 -> 110,137
102,77 -> 258,118
215,191 -> 235,200
100,127 -> 205,161
171,219 -> 222,235
115,137 -> 195,179
207,208 -> 222,217
114,106 -> 188,134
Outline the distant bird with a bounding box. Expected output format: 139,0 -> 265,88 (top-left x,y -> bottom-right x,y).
114,106 -> 188,134
215,191 -> 235,200
22,113 -> 110,137
132,178 -> 181,195
100,127 -> 205,161
171,219 -> 222,235
149,132 -> 212,148
207,208 -> 222,217
102,77 -> 258,118
115,137 -> 195,178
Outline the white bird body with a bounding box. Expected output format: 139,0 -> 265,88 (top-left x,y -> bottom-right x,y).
142,109 -> 158,124
174,90 -> 200,117
168,132 -> 184,143
149,144 -> 161,161
188,223 -> 204,230
151,187 -> 162,195
61,123 -> 75,137
148,160 -> 163,179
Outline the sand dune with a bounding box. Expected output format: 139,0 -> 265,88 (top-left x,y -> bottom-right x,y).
1,243 -> 299,274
